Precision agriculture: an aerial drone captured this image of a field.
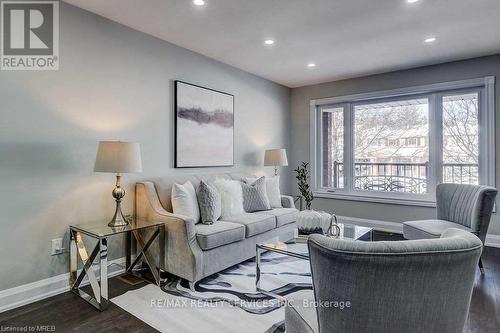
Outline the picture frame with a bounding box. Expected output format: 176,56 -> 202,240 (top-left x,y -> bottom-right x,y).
174,80 -> 234,168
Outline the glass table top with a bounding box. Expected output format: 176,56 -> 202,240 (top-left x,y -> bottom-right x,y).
70,218 -> 164,238
258,223 -> 373,258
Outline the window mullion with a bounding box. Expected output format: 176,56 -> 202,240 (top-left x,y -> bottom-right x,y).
315,106 -> 323,190
344,103 -> 354,192
478,87 -> 494,186
428,93 -> 443,197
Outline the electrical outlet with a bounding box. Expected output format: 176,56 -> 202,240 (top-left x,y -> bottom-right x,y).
51,238 -> 63,255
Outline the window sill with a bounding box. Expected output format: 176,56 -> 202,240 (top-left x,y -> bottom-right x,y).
313,190 -> 437,208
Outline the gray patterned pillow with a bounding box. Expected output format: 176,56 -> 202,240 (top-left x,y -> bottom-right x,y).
197,181 -> 222,224
242,177 -> 271,213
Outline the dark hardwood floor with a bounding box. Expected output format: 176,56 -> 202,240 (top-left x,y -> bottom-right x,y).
1,231 -> 499,333
0,277 -> 156,333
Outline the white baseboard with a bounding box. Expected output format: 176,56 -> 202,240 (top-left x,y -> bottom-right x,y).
337,215 -> 500,248
0,257 -> 126,314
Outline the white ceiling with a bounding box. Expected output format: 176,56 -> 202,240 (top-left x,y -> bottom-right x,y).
64,0 -> 500,88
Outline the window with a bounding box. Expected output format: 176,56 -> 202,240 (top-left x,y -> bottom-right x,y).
353,98 -> 429,194
321,106 -> 344,188
442,93 -> 479,185
311,77 -> 495,205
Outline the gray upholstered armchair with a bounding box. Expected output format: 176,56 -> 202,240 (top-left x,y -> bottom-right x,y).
285,229 -> 482,333
403,183 -> 497,273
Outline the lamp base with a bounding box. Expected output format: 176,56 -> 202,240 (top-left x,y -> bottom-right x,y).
108,210 -> 130,228
107,174 -> 130,228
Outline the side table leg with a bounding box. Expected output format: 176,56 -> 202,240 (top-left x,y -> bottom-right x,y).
158,226 -> 166,286
131,230 -> 161,284
126,232 -> 131,270
99,238 -> 108,310
73,233 -> 103,310
69,230 -> 77,288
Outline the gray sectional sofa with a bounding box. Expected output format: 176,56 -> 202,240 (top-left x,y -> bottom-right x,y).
135,173 -> 298,287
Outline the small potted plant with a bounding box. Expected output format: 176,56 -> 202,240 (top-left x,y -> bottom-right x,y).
294,162 -> 331,234
294,162 -> 314,210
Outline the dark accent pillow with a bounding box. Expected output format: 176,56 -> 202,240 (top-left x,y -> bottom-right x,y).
197,181 -> 222,224
242,176 -> 271,212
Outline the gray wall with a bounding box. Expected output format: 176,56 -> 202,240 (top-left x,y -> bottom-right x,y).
0,3 -> 291,291
290,54 -> 500,235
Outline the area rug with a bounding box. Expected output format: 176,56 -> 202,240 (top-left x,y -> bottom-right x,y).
111,243 -> 312,333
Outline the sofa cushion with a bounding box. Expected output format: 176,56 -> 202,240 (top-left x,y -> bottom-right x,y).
261,208 -> 298,227
403,219 -> 472,240
245,176 -> 282,208
171,181 -> 200,223
213,178 -> 245,218
197,180 -> 222,224
241,176 -> 271,212
222,213 -> 276,237
149,173 -> 241,212
195,221 -> 245,250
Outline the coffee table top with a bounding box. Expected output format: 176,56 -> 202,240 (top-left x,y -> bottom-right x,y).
257,223 -> 373,260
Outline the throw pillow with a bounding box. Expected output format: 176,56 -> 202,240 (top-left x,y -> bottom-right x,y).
197,180 -> 222,224
241,176 -> 271,212
213,178 -> 244,218
171,181 -> 200,223
245,176 -> 282,208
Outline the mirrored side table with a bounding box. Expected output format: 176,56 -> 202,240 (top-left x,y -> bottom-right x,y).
69,218 -> 165,311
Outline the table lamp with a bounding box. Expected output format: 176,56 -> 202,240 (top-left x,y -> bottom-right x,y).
264,149 -> 288,176
94,141 -> 142,227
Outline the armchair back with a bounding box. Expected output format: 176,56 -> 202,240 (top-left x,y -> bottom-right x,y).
436,183 -> 497,242
308,229 -> 482,333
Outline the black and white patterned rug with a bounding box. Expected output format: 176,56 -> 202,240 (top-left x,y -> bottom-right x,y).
112,243 -> 312,333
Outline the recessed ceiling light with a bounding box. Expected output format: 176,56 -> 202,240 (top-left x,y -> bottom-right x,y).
307,63 -> 316,68
407,0 -> 420,3
193,0 -> 205,6
264,39 -> 275,45
424,37 -> 436,43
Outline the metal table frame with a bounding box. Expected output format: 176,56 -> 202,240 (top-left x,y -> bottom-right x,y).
256,225 -> 373,295
69,220 -> 165,311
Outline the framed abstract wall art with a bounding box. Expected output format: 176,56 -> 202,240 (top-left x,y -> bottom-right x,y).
174,80 -> 234,168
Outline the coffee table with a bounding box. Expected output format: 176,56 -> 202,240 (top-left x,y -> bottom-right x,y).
255,223 -> 373,293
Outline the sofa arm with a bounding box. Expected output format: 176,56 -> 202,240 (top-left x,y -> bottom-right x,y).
135,182 -> 202,282
281,195 -> 296,209
136,182 -> 196,236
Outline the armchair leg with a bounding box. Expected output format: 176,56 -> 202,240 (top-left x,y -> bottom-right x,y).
478,258 -> 485,274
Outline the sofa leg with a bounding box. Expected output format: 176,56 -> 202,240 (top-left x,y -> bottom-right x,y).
479,258 -> 485,274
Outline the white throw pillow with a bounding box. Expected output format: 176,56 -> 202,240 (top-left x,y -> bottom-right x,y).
213,178 -> 244,218
171,181 -> 200,223
245,176 -> 282,208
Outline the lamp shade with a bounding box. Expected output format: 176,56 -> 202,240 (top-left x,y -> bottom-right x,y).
264,149 -> 288,167
94,141 -> 142,173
